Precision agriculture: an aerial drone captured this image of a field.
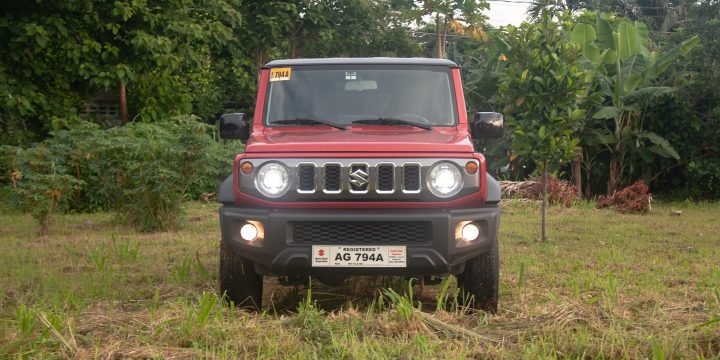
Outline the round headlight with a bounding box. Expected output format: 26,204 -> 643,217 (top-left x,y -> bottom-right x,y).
255,162 -> 290,198
427,162 -> 463,197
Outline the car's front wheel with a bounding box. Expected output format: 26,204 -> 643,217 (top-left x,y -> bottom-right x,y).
456,239 -> 499,313
219,242 -> 263,310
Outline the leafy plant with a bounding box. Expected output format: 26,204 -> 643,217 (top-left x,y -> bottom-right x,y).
4,117 -> 235,233
6,145 -> 83,234
499,10 -> 590,241
570,16 -> 699,193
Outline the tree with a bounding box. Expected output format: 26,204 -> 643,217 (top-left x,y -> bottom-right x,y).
527,0 -> 590,21
499,11 -> 590,241
0,0 -> 242,144
570,16 -> 699,193
412,0 -> 489,58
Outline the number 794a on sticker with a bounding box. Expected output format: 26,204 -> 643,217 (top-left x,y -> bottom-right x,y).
311,245 -> 406,267
270,67 -> 291,82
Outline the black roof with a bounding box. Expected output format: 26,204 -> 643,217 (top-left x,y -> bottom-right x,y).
265,57 -> 458,68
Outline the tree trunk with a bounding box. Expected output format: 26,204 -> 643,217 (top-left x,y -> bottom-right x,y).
608,148 -> 621,194
584,163 -> 593,199
573,148 -> 582,199
435,13 -> 442,58
255,48 -> 266,69
290,33 -> 297,58
119,81 -> 128,124
290,24 -> 299,59
541,162 -> 548,242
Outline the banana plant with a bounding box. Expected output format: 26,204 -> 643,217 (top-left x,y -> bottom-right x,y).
570,17 -> 699,193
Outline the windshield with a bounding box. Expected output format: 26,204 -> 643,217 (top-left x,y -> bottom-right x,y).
264,65 -> 458,127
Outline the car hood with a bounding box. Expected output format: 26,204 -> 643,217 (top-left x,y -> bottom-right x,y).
245,127 -> 474,154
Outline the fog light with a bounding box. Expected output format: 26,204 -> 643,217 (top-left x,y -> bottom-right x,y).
461,223 -> 481,242
240,223 -> 258,241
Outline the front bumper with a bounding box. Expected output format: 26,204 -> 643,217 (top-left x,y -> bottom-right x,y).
219,206 -> 500,276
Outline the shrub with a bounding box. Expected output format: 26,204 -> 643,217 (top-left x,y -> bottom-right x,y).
3,117 -> 238,233
4,145 -> 83,234
98,117 -> 234,231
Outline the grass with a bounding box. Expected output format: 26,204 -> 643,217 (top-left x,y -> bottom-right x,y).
0,200 -> 718,358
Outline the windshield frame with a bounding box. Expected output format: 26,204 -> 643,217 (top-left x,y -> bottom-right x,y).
262,64 -> 459,128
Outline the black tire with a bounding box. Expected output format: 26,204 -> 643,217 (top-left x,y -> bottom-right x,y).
219,242 -> 263,310
456,239 -> 499,313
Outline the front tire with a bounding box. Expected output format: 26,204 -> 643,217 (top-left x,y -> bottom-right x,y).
219,242 -> 263,310
456,239 -> 499,313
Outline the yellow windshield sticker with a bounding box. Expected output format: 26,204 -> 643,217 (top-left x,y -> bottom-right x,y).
270,67 -> 291,82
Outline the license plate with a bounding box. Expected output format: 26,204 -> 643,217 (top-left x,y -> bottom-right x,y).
311,245 -> 406,267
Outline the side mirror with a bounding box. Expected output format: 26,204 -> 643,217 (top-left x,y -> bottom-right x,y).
219,113 -> 249,142
471,112 -> 504,139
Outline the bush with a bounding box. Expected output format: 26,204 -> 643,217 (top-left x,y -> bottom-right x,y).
98,118 -> 235,231
3,145 -> 83,234
3,117 -> 238,232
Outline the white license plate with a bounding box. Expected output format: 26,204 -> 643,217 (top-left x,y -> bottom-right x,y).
311,245 -> 406,267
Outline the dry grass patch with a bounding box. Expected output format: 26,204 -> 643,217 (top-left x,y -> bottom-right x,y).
1,201 -> 718,358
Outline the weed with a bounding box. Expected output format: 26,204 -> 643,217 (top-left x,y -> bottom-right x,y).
518,260 -> 526,303
383,280 -> 418,321
183,292 -> 218,336
649,337 -> 665,360
193,252 -> 210,280
88,243 -> 110,272
14,304 -> 36,337
111,235 -> 139,263
173,258 -> 192,283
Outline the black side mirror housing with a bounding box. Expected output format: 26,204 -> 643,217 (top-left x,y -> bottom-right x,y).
471,112 -> 504,139
219,113 -> 249,142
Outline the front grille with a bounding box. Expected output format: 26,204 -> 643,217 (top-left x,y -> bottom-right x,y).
403,164 -> 420,192
305,163 -> 423,194
291,222 -> 429,244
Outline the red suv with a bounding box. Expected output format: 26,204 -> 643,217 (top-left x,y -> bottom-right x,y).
217,58 -> 503,311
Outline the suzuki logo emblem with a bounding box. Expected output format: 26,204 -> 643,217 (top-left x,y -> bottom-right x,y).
349,168 -> 369,188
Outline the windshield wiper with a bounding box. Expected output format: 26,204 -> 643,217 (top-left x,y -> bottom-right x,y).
351,118 -> 432,130
270,118 -> 346,130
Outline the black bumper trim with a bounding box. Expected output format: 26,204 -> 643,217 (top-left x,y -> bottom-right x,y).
219,206 -> 500,276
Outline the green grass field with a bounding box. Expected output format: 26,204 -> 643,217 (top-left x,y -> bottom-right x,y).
1,200 -> 718,359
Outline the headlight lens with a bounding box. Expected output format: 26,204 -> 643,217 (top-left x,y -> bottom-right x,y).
255,162 -> 290,198
240,223 -> 258,241
427,162 -> 463,197
461,223 -> 481,241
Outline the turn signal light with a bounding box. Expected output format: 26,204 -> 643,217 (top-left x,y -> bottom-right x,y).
240,161 -> 254,174
465,161 -> 478,174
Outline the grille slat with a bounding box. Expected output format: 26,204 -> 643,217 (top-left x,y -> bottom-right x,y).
377,165 -> 394,192
324,164 -> 341,192
298,164 -> 316,192
292,222 -> 428,244
403,164 -> 420,192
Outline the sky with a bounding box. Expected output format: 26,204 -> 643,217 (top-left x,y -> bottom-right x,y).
484,2 -> 531,27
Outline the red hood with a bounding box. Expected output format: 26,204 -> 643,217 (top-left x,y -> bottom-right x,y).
245,126 -> 474,154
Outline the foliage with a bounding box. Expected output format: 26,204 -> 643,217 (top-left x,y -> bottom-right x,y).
499,11 -> 590,240
0,0 -> 243,145
3,145 -> 83,234
3,118 -> 236,232
640,1 -> 720,199
89,118 -> 228,231
570,15 -> 699,193
410,0 -> 489,58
